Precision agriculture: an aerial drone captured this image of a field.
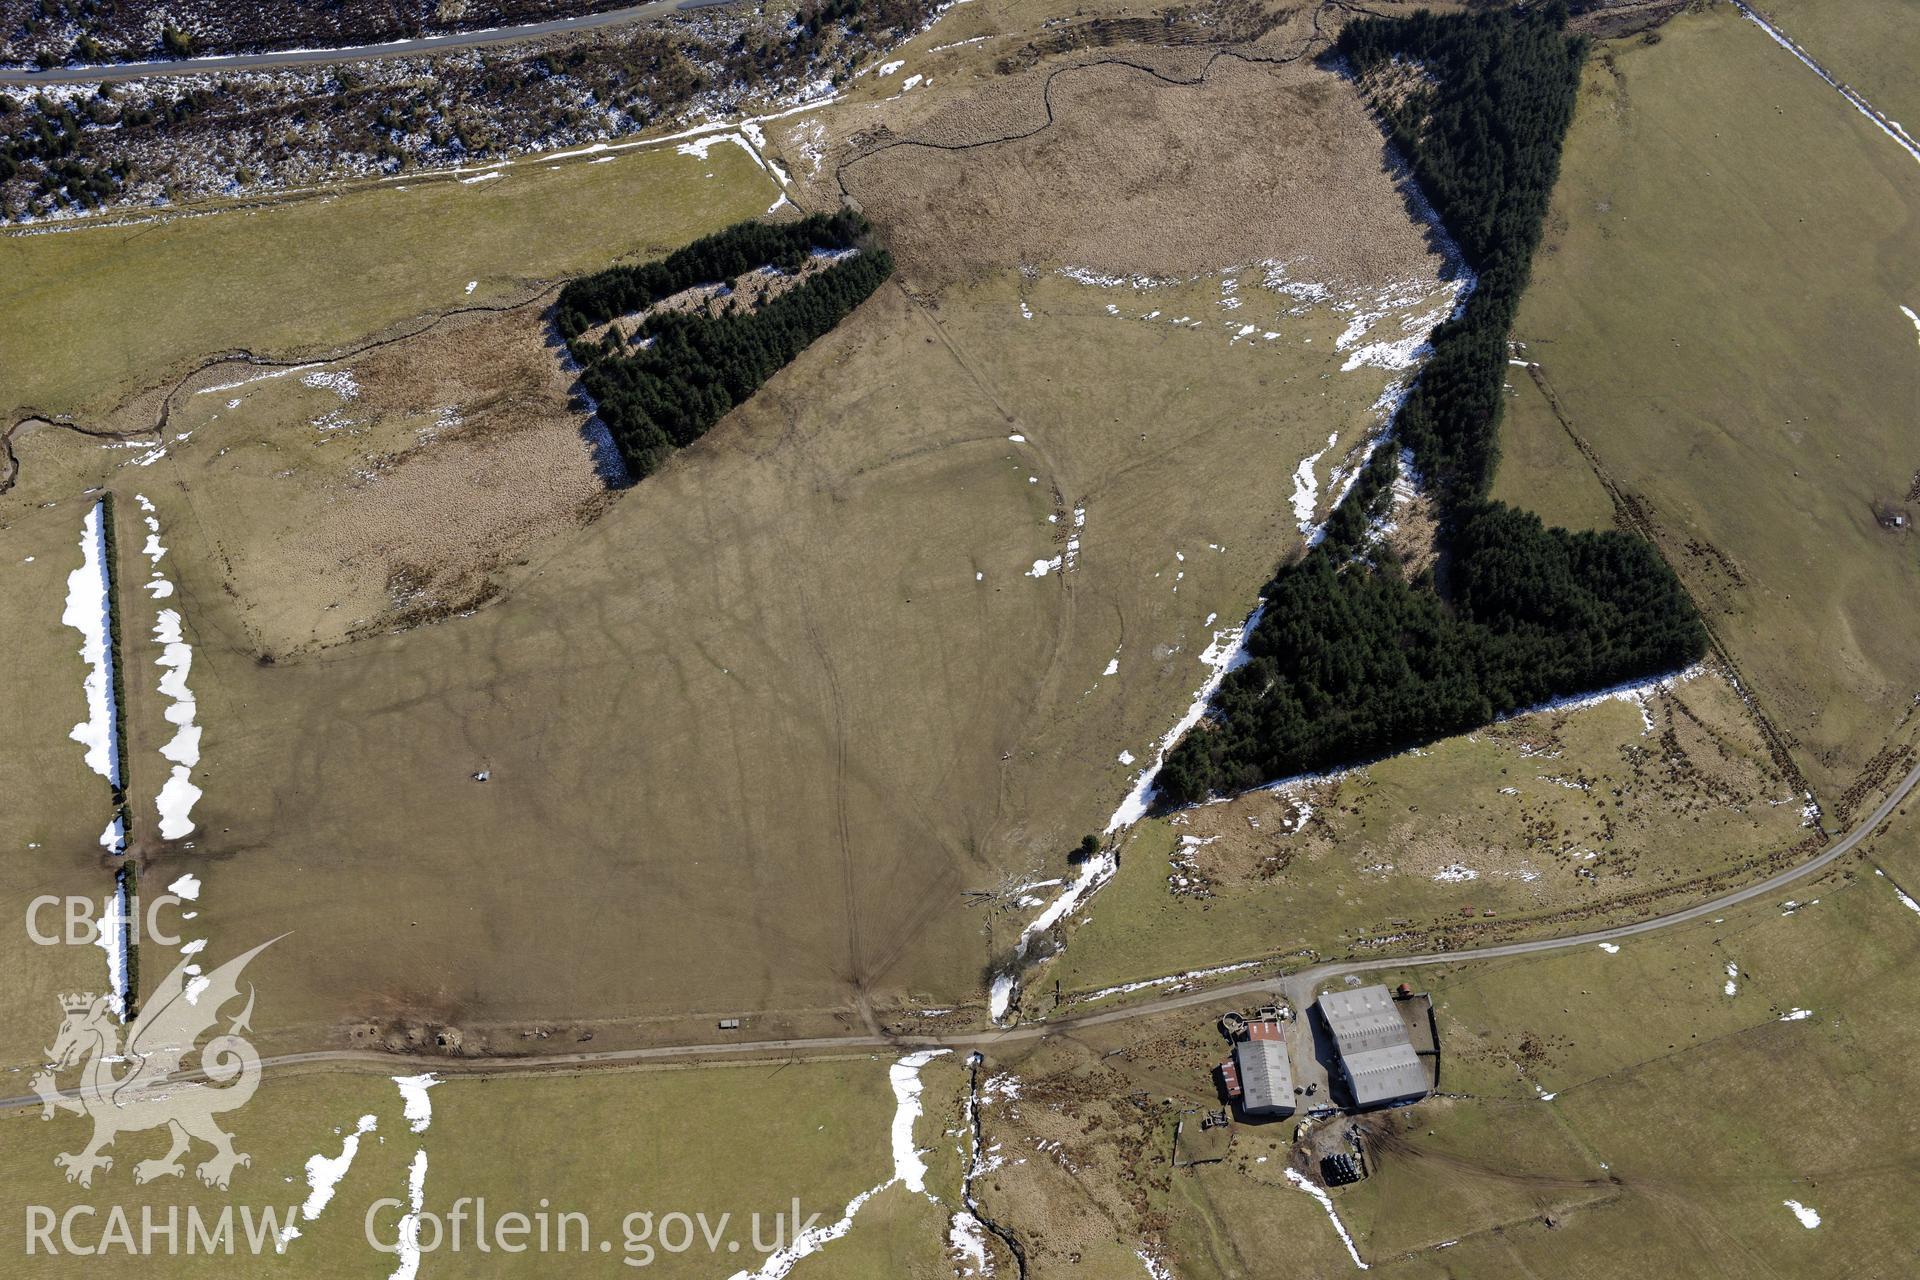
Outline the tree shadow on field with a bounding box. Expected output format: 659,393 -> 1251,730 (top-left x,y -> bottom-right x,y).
1318,48 -> 1475,286
544,310 -> 632,490
1378,143 -> 1476,289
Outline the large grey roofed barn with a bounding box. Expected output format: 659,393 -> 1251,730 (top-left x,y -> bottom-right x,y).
1232,1037 -> 1294,1116
1318,985 -> 1428,1107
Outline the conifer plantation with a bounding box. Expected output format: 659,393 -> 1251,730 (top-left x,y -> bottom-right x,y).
1158,6 -> 1707,806
559,211 -> 893,479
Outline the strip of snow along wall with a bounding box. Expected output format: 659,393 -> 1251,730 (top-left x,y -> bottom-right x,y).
64,499 -> 133,1018
1284,1167 -> 1370,1269
1732,0 -> 1920,166
985,600 -> 1274,1021
63,499 -> 120,787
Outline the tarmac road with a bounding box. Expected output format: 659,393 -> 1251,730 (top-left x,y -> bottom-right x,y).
0,0 -> 738,85
7,759 -> 1914,1111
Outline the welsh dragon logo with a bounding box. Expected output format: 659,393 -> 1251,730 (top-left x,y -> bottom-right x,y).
31,937 -> 278,1190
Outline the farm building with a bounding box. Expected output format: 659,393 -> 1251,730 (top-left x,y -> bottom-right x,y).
1217,1018 -> 1293,1117
1317,985 -> 1429,1109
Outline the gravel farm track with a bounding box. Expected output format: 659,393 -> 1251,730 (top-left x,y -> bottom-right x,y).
9,759 -> 1915,1112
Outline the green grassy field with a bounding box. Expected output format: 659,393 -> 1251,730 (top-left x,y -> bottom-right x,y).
1493,5 -> 1920,806
0,139 -> 778,423
1090,829 -> 1920,1278
1750,0 -> 1920,134
1348,847 -> 1920,1277
0,1053 -> 965,1276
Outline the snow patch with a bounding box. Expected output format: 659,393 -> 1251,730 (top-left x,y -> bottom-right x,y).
389,1148 -> 429,1280
151,603 -> 203,839
1291,432 -> 1338,533
1137,1249 -> 1175,1279
949,1213 -> 991,1276
300,368 -> 359,399
1283,1168 -> 1369,1269
394,1073 -> 439,1134
1077,960 -> 1260,1004
1878,869 -> 1920,916
1783,1199 -> 1821,1228
1501,663 -> 1704,733
278,1114 -> 378,1250
888,1049 -> 946,1195
195,363 -> 320,394
676,130 -> 774,177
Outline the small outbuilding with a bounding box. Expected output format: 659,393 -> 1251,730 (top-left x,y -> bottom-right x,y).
1218,1018 -> 1293,1117
1317,985 -> 1429,1109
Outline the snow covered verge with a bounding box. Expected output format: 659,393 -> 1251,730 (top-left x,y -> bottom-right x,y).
1731,1 -> 1919,167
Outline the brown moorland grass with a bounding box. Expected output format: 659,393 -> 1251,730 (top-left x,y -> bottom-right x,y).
840,55 -> 1447,286
168,307 -> 607,656
2,48 -> 1461,1058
